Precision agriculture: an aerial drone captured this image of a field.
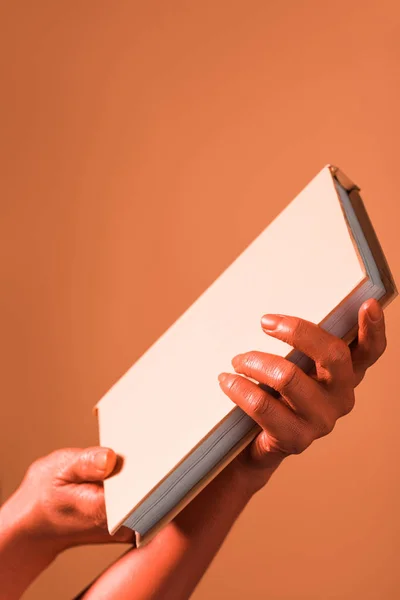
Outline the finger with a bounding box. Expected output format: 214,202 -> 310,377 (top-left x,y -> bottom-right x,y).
70,483 -> 108,528
261,314 -> 353,385
76,486 -> 134,541
232,349 -> 343,430
87,526 -> 135,544
111,526 -> 136,544
73,490 -> 135,541
231,350 -> 319,412
218,372 -> 311,455
70,526 -> 135,546
351,299 -> 386,386
59,447 -> 117,484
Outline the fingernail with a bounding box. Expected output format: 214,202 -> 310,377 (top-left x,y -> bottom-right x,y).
231,354 -> 244,368
365,301 -> 382,323
94,450 -> 109,472
261,314 -> 281,331
218,372 -> 235,389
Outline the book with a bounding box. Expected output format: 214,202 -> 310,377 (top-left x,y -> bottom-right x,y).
94,164 -> 397,547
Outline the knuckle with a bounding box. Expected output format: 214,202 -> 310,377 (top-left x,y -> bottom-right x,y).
316,415 -> 335,437
341,390 -> 356,416
291,427 -> 314,455
25,454 -> 50,481
49,449 -> 65,460
248,389 -> 272,418
275,364 -> 299,395
292,319 -> 307,340
329,340 -> 351,365
25,458 -> 41,479
48,449 -> 68,464
50,449 -> 76,476
228,375 -> 244,395
77,452 -> 92,478
256,432 -> 272,456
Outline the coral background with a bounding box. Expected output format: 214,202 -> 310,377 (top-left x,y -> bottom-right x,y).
1,2 -> 399,598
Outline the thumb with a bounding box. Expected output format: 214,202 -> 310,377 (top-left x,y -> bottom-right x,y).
354,299 -> 386,363
351,299 -> 386,386
60,447 -> 117,484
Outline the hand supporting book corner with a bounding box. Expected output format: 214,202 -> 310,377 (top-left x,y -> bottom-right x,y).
0,299 -> 388,600
218,299 -> 386,495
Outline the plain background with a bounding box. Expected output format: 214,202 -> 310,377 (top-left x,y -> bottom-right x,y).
1,1 -> 399,598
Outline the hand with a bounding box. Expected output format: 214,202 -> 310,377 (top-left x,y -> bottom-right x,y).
218,298 -> 387,494
1,446 -> 134,557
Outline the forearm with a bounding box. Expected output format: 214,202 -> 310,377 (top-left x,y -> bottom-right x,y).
81,459 -> 278,600
0,491 -> 57,600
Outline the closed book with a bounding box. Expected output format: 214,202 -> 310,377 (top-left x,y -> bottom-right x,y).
94,165 -> 397,547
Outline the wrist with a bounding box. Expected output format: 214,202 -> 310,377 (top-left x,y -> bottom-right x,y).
0,488 -> 60,563
230,450 -> 284,498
